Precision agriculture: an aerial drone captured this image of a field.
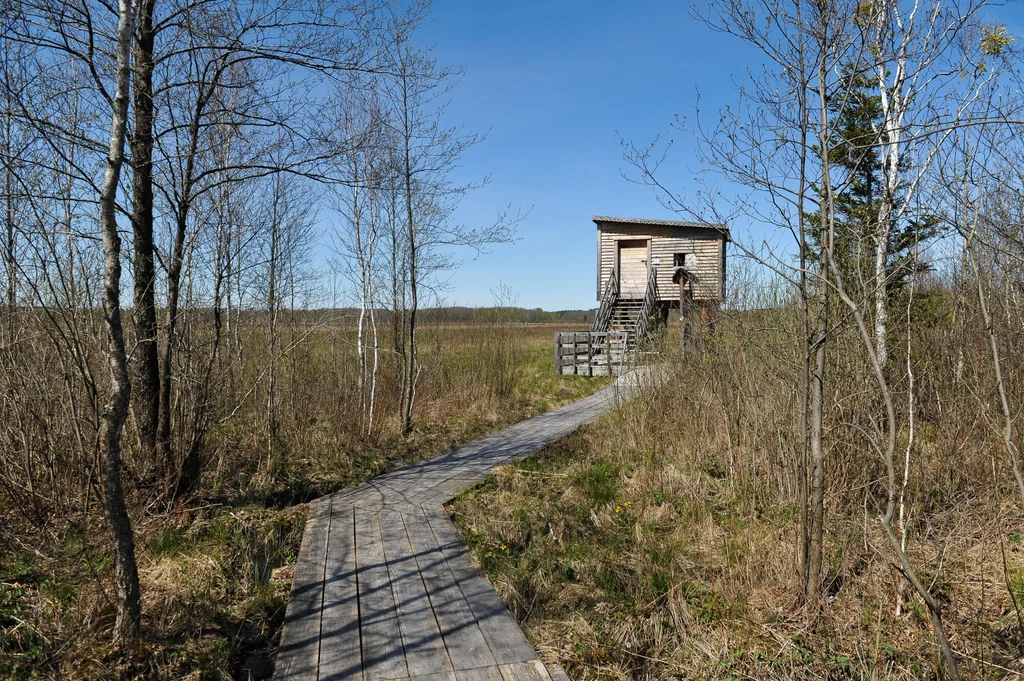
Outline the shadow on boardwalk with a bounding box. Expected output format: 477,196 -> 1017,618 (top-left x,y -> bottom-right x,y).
273,374 -> 643,681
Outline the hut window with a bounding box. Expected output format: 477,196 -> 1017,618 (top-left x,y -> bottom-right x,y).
674,253 -> 688,267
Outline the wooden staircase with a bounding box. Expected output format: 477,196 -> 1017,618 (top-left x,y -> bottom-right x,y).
557,267 -> 659,375
609,298 -> 645,335
592,266 -> 658,347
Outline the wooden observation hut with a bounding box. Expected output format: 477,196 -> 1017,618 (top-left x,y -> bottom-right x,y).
555,215 -> 729,375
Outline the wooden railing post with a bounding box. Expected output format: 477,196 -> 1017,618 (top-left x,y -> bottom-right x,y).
633,266 -> 659,345
554,331 -> 561,375
592,266 -> 619,333
586,331 -> 593,377
571,333 -> 578,374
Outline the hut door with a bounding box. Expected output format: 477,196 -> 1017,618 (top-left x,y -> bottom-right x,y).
618,240 -> 648,299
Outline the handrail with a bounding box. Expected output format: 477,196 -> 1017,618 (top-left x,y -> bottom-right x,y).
591,266 -> 618,332
633,266 -> 658,343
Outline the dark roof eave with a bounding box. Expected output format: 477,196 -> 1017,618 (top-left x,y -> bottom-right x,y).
592,215 -> 731,241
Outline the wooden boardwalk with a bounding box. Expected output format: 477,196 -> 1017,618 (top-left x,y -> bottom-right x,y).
274,375 -> 638,681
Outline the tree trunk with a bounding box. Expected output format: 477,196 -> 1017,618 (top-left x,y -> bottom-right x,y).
266,178 -> 281,465
131,0 -> 160,475
873,217 -> 889,366
790,0 -> 812,590
2,41 -> 17,343
176,226 -> 227,497
97,0 -> 142,642
807,39 -> 833,603
4,111 -> 15,344
401,72 -> 417,436
871,0 -> 910,370
157,81 -> 208,477
157,208 -> 187,472
390,195 -> 407,413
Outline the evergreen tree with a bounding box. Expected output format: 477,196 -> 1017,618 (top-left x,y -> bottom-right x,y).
812,67 -> 939,303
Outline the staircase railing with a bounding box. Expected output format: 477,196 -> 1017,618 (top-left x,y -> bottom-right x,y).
633,267 -> 658,344
591,266 -> 618,332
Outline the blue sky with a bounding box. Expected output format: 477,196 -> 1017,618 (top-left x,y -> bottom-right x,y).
410,0 -> 1024,311
414,1 -> 755,310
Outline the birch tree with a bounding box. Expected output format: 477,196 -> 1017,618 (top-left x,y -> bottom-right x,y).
382,0 -> 518,435
332,82 -> 388,432
97,0 -> 142,642
860,0 -> 1000,366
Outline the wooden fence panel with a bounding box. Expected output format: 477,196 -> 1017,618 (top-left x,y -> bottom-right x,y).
554,331 -> 629,375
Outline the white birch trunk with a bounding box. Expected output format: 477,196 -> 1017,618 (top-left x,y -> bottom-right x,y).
872,0 -> 912,369
97,0 -> 141,641
896,246 -> 917,617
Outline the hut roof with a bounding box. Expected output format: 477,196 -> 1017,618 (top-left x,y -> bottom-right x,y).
592,215 -> 731,241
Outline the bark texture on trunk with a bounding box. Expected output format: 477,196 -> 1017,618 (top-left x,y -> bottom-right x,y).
98,0 -> 142,642
157,208 -> 187,468
873,218 -> 889,366
807,41 -> 833,603
401,72 -> 417,436
131,0 -> 160,474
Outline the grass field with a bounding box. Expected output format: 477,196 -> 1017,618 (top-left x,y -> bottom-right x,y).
0,321 -> 610,680
448,321 -> 1024,681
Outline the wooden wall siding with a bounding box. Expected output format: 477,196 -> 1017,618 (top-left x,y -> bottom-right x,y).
597,225 -> 724,301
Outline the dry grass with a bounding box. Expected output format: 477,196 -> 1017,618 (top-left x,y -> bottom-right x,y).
449,305 -> 1024,681
0,321 -> 609,680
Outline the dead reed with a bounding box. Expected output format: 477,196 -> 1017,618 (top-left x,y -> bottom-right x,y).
450,285 -> 1024,681
0,318 -> 605,679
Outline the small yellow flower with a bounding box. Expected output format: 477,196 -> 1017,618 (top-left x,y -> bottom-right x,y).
615,506 -> 622,513
624,501 -> 632,507
486,551 -> 493,557
500,544 -> 507,550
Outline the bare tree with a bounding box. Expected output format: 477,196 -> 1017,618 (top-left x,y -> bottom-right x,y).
96,0 -> 142,642
382,0 -> 518,435
142,0 -> 380,486
622,0 -> 852,600
262,171 -> 315,468
331,80 -> 388,432
130,0 -> 160,476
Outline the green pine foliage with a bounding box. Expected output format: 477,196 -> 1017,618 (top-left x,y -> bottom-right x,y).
809,66 -> 942,303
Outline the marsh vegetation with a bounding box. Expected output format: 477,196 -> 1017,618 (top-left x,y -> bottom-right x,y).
0,319 -> 606,678
453,277 -> 1024,680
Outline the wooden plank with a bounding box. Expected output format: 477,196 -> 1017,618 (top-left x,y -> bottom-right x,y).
406,674 -> 457,681
423,508 -> 538,665
403,506 -> 496,671
499,661 -> 551,681
454,667 -> 504,681
355,506 -> 409,681
379,507 -> 454,677
586,332 -> 592,377
275,500 -> 330,680
319,500 -> 363,681
552,333 -> 559,375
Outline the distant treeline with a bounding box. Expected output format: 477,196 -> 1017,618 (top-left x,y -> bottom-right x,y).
14,305 -> 597,325
241,306 -> 597,325
412,306 -> 595,324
